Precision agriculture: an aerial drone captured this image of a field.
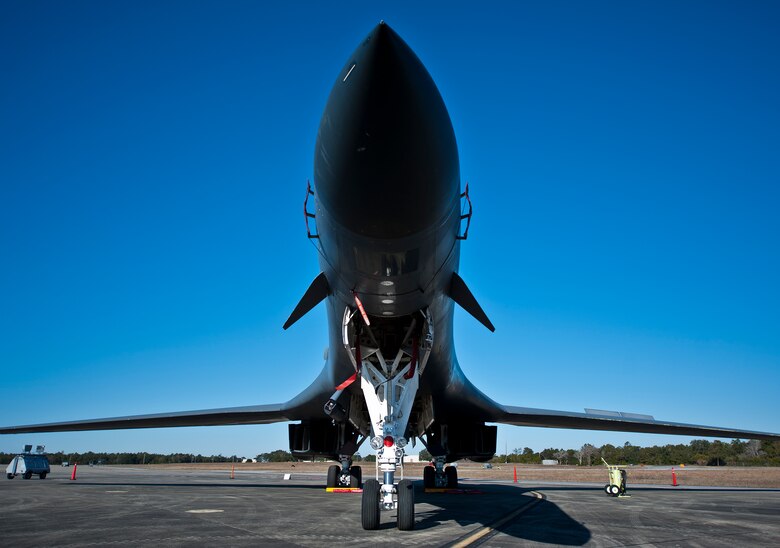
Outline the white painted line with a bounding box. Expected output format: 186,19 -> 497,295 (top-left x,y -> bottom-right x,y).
186,509 -> 224,514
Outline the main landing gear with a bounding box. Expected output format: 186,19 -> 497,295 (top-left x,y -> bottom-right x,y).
423,457 -> 458,489
326,456 -> 362,488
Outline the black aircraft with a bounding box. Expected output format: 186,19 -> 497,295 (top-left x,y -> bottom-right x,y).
3,22 -> 779,530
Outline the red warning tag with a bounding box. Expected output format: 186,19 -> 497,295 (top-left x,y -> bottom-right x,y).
335,372 -> 358,391
353,292 -> 371,326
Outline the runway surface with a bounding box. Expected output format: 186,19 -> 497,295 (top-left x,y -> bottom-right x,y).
2,466 -> 779,547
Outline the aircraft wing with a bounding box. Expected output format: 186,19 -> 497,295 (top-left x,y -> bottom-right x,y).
497,405 -> 780,442
0,403 -> 290,434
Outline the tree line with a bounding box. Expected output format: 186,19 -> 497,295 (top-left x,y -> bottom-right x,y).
2,439 -> 778,466
0,451 -> 242,465
483,439 -> 780,466
419,439 -> 780,466
0,450 -> 370,465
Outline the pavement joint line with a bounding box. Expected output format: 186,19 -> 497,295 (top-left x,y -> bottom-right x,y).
449,490 -> 544,548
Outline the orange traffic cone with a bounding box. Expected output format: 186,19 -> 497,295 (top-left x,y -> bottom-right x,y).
71,463 -> 78,481
672,468 -> 678,486
513,465 -> 518,483
230,464 -> 235,480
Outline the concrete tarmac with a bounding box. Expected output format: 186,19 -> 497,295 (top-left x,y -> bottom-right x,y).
1,466 -> 779,547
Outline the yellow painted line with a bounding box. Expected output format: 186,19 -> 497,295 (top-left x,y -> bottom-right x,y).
451,491 -> 544,548
325,487 -> 363,493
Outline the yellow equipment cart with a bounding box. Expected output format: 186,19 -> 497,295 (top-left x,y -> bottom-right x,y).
601,458 -> 628,497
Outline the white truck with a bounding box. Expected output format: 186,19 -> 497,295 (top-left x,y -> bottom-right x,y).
6,453 -> 51,480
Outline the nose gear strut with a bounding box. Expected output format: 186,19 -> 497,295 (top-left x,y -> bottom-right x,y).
341,306 -> 433,530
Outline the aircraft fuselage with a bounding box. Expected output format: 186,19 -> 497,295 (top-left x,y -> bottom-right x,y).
281,24 -> 502,461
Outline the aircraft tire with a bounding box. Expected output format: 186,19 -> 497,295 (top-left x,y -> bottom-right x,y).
397,479 -> 415,530
326,465 -> 339,488
40,472 -> 47,479
361,479 -> 381,530
350,465 -> 362,488
445,466 -> 458,488
423,466 -> 435,488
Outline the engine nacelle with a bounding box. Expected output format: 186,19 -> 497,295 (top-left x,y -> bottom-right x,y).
288,420 -> 359,460
425,422 -> 497,462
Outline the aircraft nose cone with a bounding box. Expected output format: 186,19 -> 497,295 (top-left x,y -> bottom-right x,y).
314,23 -> 460,238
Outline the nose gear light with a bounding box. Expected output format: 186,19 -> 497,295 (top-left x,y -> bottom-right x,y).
370,436 -> 384,450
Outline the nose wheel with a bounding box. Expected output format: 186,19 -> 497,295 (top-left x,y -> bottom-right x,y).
361,479 -> 381,530
360,478 -> 416,530
396,479 -> 415,530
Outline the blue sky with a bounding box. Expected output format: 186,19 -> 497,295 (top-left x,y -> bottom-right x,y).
2,1 -> 779,458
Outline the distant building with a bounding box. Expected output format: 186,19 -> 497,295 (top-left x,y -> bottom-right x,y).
241,458 -> 257,463
542,459 -> 559,466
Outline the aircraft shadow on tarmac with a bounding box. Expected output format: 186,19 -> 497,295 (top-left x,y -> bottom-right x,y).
69,479 -> 591,544
413,483 -> 591,545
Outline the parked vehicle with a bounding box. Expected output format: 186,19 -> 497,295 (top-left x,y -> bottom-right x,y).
6,454 -> 51,480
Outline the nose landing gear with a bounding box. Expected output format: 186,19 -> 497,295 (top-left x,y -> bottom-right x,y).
344,307 -> 433,530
